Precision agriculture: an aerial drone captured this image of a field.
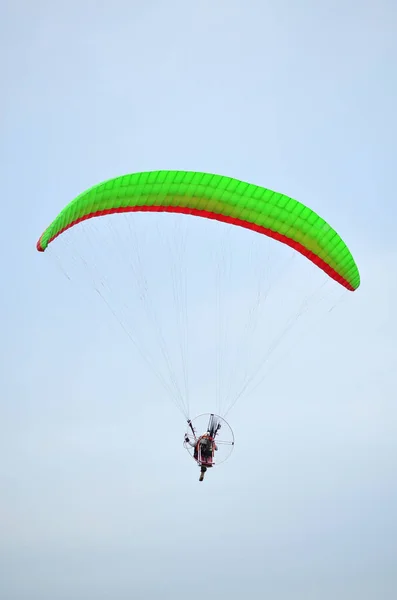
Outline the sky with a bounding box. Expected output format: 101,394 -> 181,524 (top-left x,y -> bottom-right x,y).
1,0 -> 397,598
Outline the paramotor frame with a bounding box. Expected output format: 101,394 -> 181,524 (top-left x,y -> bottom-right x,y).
183,413 -> 235,466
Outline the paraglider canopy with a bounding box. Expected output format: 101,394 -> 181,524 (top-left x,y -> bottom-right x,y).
36,170 -> 360,292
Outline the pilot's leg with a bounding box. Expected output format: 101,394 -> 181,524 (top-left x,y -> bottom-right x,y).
199,465 -> 207,482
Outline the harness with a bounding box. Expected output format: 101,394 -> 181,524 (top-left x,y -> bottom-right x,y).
194,434 -> 215,467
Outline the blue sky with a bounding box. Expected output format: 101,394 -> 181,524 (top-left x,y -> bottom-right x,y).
1,1 -> 396,599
